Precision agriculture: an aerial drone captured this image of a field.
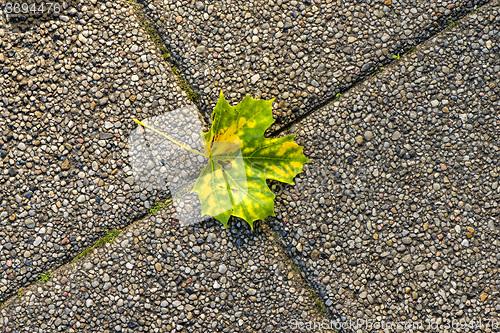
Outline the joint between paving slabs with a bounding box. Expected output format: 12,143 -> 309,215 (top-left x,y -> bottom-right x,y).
0,227 -> 127,308
269,0 -> 493,138
2,0 -> 206,308
149,200 -> 331,320
260,223 -> 333,323
361,2 -> 492,79
267,1 -> 496,329
2,0 -> 492,319
117,5 -> 333,317
271,222 -> 357,332
128,0 -> 199,104
370,5 -> 488,75
145,204 -> 333,321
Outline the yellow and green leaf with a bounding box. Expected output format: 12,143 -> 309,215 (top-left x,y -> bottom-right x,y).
192,92 -> 310,228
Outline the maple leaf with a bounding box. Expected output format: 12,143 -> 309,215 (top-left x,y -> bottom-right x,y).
191,92 -> 310,228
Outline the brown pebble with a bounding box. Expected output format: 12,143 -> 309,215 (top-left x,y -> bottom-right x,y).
311,250 -> 320,260
61,160 -> 70,170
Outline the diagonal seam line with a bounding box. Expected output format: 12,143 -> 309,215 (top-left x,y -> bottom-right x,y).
267,0 -> 493,138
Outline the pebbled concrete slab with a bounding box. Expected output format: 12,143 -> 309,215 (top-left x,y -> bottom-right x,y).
0,209 -> 324,332
271,1 -> 499,327
0,0 -> 192,302
141,0 -> 488,132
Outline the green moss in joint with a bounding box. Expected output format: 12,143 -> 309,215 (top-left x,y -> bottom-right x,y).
72,229 -> 122,262
309,289 -> 327,315
38,271 -> 51,283
72,247 -> 94,262
94,229 -> 122,248
142,22 -> 198,102
149,199 -> 172,215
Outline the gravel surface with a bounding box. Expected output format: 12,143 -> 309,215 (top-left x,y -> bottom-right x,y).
272,2 -> 499,328
2,0 -> 499,330
0,0 -> 192,303
0,208 -> 324,332
141,0 -> 488,132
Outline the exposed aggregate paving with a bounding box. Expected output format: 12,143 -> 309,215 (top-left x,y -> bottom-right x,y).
0,209 -> 323,332
1,0 -> 499,330
0,0 -> 193,303
140,0 -> 488,131
271,2 -> 500,328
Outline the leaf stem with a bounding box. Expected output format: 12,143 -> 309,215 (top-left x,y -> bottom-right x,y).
134,119 -> 207,157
